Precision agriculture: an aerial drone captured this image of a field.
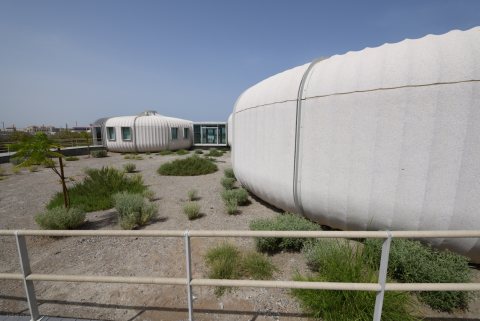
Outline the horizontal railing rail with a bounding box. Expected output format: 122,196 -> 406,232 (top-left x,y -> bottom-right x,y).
0,229 -> 479,321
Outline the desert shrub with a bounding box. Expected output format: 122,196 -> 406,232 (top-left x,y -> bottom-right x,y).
183,201 -> 201,220
224,168 -> 235,179
134,155 -> 144,160
249,212 -> 320,253
194,149 -> 204,154
176,149 -> 189,155
205,243 -> 276,297
221,187 -> 248,206
124,154 -> 133,159
65,156 -> 79,161
35,206 -> 86,229
12,167 -> 21,175
221,177 -> 236,190
123,163 -> 136,173
158,155 -> 217,176
206,148 -> 223,157
292,240 -> 417,321
113,191 -> 157,229
159,150 -> 173,156
91,150 -> 107,158
142,189 -> 155,201
225,197 -> 238,215
363,238 -> 472,312
187,189 -> 198,201
47,167 -> 147,212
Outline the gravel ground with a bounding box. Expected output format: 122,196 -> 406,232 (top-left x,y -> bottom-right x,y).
0,151 -> 478,321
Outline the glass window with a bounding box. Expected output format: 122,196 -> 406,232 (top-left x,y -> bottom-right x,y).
121,127 -> 132,141
183,128 -> 189,139
171,127 -> 178,140
193,125 -> 201,144
107,127 -> 116,141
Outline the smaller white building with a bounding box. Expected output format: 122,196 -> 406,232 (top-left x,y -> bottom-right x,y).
104,111 -> 193,152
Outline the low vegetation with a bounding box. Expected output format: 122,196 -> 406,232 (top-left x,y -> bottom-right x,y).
158,155 -> 217,176
225,198 -> 238,215
176,149 -> 189,155
28,165 -> 39,172
123,163 -> 136,173
183,201 -> 201,220
221,188 -> 249,205
224,168 -> 235,179
363,238 -> 473,312
205,243 -> 276,296
187,189 -> 198,201
206,148 -> 223,157
47,167 -> 147,212
194,149 -> 204,154
221,177 -> 236,190
113,191 -> 158,229
35,206 -> 86,229
65,156 -> 79,161
293,240 -> 418,321
249,212 -> 320,253
158,150 -> 173,156
90,150 -> 108,158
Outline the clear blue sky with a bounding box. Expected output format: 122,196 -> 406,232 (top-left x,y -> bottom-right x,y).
1,0 -> 479,129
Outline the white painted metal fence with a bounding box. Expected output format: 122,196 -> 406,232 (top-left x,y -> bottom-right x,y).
0,229 -> 479,321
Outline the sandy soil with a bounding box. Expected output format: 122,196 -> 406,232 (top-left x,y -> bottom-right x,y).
0,151 -> 478,321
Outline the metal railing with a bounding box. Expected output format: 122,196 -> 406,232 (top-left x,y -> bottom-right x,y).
0,138 -> 92,154
1,229 -> 479,321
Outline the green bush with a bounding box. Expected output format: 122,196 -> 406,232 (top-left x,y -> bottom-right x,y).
187,189 -> 198,201
65,156 -> 79,161
35,206 -> 86,229
206,148 -> 223,157
205,243 -> 276,297
134,155 -> 144,160
249,213 -> 320,253
183,201 -> 201,220
293,240 -> 418,321
158,155 -> 217,176
176,149 -> 189,155
159,150 -> 173,156
363,238 -> 472,312
47,167 -> 147,212
142,189 -> 155,201
221,177 -> 236,190
124,154 -> 133,160
113,191 -> 157,229
123,163 -> 136,173
225,197 -> 238,215
221,187 -> 249,206
90,150 -> 108,158
194,149 -> 204,154
224,168 -> 235,179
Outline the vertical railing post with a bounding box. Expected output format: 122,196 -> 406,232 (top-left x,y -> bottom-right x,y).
373,231 -> 392,321
184,230 -> 194,321
15,231 -> 41,321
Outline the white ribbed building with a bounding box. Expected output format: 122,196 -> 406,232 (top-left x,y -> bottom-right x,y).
231,27 -> 480,262
103,111 -> 193,152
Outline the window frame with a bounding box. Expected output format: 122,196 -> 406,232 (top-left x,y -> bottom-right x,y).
171,127 -> 178,140
121,127 -> 132,141
183,127 -> 189,139
106,127 -> 116,141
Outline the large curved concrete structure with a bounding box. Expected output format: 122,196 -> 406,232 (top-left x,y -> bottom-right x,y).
231,27 -> 480,262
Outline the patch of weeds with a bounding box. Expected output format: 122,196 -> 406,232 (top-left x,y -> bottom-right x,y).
183,201 -> 201,220
206,148 -> 223,157
142,189 -> 155,201
224,168 -> 235,179
91,150 -> 108,158
159,150 -> 173,156
47,167 -> 147,212
113,191 -> 157,229
29,165 -> 39,172
293,240 -> 418,321
65,156 -> 79,161
187,189 -> 198,201
176,149 -> 189,155
221,177 -> 236,190
134,155 -> 144,160
35,206 -> 86,229
123,163 -> 136,173
12,167 -> 21,175
124,154 -> 133,160
225,198 -> 238,215
194,149 -> 204,154
158,155 -> 217,176
249,212 -> 320,253
221,188 -> 249,206
363,238 -> 473,312
0,166 -> 6,177
205,243 -> 276,297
